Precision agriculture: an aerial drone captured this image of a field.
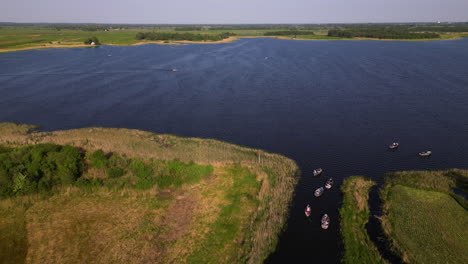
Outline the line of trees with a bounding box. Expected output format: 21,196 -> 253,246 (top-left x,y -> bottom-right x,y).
135,32 -> 235,41
264,30 -> 315,36
409,26 -> 468,32
174,26 -> 203,31
327,29 -> 440,39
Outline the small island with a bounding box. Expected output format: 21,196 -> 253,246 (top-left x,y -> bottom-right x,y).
0,122 -> 299,264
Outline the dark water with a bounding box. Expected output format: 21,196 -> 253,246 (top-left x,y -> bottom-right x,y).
1,38 -> 468,263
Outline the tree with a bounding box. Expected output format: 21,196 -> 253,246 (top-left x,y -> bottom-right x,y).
84,36 -> 100,45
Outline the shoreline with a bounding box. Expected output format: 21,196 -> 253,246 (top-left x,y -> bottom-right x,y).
0,35 -> 465,53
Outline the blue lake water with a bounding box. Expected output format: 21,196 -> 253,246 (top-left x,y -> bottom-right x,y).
1,38 -> 468,263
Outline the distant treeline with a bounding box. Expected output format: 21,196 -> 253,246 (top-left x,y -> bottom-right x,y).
135,32 -> 235,41
264,30 -> 315,36
409,26 -> 468,32
327,29 -> 440,39
174,26 -> 203,31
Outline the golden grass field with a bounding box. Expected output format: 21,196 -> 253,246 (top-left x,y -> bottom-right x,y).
0,122 -> 299,264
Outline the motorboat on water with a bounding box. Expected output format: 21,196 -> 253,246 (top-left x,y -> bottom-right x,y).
419,150 -> 432,157
388,142 -> 399,149
321,214 -> 330,229
325,178 -> 334,190
314,187 -> 324,197
305,204 -> 311,217
171,68 -> 178,72
313,168 -> 323,177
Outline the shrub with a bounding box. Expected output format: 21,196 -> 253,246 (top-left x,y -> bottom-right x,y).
107,167 -> 124,178
108,154 -> 128,168
129,160 -> 153,179
0,144 -> 84,197
89,149 -> 108,169
84,36 -> 100,45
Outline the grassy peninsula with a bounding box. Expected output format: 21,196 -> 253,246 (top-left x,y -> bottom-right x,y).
380,170 -> 468,264
340,176 -> 387,264
0,122 -> 299,264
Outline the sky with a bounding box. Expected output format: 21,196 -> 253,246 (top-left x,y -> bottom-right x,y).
1,0 -> 468,24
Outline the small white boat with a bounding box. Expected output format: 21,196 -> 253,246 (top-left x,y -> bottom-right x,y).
171,68 -> 178,72
305,204 -> 311,217
314,187 -> 324,197
419,151 -> 432,157
388,142 -> 399,149
325,178 -> 334,190
313,168 -> 323,177
321,214 -> 330,229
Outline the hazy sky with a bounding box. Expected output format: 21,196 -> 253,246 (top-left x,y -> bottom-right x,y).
2,0 -> 468,24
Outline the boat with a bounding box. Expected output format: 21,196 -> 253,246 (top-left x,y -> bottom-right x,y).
313,168 -> 323,177
325,178 -> 334,190
419,150 -> 432,157
388,142 -> 399,149
171,68 -> 178,72
321,214 -> 330,229
314,187 -> 324,197
305,204 -> 311,217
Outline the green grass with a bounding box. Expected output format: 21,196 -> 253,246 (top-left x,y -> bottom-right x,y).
381,170 -> 468,263
187,165 -> 261,263
384,185 -> 468,263
340,176 -> 387,264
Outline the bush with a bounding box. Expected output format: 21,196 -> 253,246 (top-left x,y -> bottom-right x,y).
0,144 -> 84,197
129,160 -> 153,179
84,36 -> 100,45
107,167 -> 124,178
89,149 -> 108,169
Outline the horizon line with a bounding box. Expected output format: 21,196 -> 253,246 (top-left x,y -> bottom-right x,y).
1,21 -> 467,25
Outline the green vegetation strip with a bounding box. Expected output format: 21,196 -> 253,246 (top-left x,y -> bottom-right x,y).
381,170 -> 468,264
340,176 -> 387,264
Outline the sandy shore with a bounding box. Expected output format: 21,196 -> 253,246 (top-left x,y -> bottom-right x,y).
0,43 -> 91,53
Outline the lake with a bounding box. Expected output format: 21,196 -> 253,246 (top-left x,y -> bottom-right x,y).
1,38 -> 468,263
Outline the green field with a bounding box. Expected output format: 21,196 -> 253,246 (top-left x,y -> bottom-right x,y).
380,170 -> 468,264
340,176 -> 387,264
0,123 -> 299,264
